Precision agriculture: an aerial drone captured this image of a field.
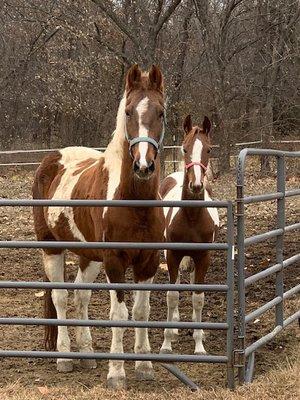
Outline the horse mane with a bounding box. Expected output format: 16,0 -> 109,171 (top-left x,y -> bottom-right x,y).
104,94 -> 126,166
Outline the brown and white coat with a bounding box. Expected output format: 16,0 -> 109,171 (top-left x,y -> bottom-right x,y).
32,65 -> 165,389
159,115 -> 219,355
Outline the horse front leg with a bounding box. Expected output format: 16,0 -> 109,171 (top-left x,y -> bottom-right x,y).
192,251 -> 210,355
105,255 -> 128,389
74,258 -> 101,369
132,276 -> 154,381
160,250 -> 181,354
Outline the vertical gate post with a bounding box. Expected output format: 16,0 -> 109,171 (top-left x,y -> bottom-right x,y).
275,155 -> 285,326
226,201 -> 235,389
236,150 -> 247,385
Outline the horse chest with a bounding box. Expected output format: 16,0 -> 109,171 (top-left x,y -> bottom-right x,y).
168,209 -> 214,243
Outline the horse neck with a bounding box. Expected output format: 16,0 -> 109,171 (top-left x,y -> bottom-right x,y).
181,173 -> 206,219
118,140 -> 160,200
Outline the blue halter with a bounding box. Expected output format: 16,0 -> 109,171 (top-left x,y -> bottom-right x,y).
125,112 -> 166,159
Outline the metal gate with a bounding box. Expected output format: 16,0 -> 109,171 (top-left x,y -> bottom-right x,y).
0,148 -> 299,390
236,148 -> 300,384
0,198 -> 235,391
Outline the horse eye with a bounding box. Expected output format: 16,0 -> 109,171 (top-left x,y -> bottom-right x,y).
183,148 -> 187,154
207,149 -> 211,154
125,110 -> 131,118
159,111 -> 164,119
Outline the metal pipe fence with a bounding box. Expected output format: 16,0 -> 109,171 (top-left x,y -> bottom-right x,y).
0,147 -> 299,390
236,148 -> 300,385
0,198 -> 235,391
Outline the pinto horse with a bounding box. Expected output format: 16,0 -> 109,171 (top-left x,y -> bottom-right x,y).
32,64 -> 165,389
159,114 -> 219,355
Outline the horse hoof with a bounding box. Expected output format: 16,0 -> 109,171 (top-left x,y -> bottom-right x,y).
135,367 -> 155,381
195,350 -> 207,355
57,360 -> 73,373
160,348 -> 173,354
81,359 -> 97,369
107,377 -> 127,390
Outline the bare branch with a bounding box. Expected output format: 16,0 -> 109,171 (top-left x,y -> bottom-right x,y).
91,0 -> 141,50
154,0 -> 182,36
94,22 -> 133,66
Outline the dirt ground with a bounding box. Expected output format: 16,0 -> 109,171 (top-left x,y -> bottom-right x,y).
0,156 -> 299,395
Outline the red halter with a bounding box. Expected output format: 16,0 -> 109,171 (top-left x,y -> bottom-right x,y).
185,161 -> 207,172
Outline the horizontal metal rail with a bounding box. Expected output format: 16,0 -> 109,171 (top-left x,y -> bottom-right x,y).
0,240 -> 228,251
245,325 -> 282,357
283,284 -> 300,300
0,280 -> 228,292
245,297 -> 282,324
286,188 -> 300,197
0,317 -> 227,330
245,263 -> 281,287
242,189 -> 300,205
0,350 -> 228,363
0,162 -> 40,167
283,310 -> 300,327
0,147 -> 105,155
244,228 -> 283,247
243,192 -> 283,204
283,254 -> 300,268
0,198 -> 230,208
285,222 -> 300,233
245,253 -> 299,287
245,311 -> 300,357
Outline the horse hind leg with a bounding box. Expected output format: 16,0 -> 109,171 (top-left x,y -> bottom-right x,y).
43,251 -> 73,372
74,258 -> 101,369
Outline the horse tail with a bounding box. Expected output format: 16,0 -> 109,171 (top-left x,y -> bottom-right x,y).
44,273 -> 58,351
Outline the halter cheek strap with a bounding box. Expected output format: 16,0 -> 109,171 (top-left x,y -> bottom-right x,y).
125,113 -> 166,159
185,161 -> 207,172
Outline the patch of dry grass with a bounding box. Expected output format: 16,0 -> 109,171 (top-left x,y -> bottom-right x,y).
1,355 -> 299,400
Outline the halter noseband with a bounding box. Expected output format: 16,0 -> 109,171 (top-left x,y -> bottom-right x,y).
125,112 -> 166,159
185,161 -> 207,173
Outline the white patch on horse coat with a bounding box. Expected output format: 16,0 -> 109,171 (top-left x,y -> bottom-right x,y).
74,261 -> 101,352
106,275 -> 128,381
163,172 -> 184,234
191,138 -> 203,186
204,189 -> 220,228
48,147 -> 102,241
162,171 -> 219,236
136,97 -> 149,168
132,278 -> 153,374
103,96 -> 127,217
43,252 -> 71,356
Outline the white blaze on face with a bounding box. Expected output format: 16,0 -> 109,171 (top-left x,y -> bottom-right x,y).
136,96 -> 149,168
191,138 -> 203,186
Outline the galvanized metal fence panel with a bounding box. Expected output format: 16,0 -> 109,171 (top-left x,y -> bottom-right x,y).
0,197 -> 235,391
236,148 -> 300,384
1,147 -> 299,389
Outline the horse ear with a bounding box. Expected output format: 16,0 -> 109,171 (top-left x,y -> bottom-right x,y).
203,116 -> 211,134
148,65 -> 164,92
126,64 -> 142,92
183,114 -> 193,135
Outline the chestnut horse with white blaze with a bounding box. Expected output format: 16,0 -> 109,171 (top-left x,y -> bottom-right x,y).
32,65 -> 165,389
159,114 -> 219,355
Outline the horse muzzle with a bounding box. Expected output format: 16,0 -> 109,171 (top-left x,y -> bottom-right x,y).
188,180 -> 204,194
133,160 -> 155,180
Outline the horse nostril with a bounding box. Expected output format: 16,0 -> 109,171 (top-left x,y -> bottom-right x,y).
133,161 -> 140,173
148,160 -> 155,173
